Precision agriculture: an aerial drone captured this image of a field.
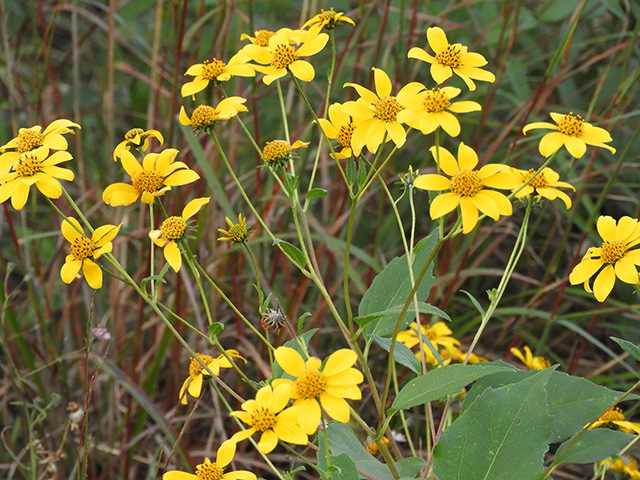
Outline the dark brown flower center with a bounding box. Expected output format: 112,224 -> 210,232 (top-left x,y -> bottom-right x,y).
449,169 -> 482,196
70,236 -> 94,261
435,44 -> 462,68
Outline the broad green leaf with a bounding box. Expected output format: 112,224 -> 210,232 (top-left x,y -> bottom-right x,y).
307,188 -> 328,200
463,370 -> 627,442
273,238 -> 307,270
371,335 -> 421,374
391,362 -> 516,411
396,456 -> 427,478
333,453 -> 360,479
346,157 -> 357,186
208,322 -> 224,338
360,231 -> 438,337
355,302 -> 450,328
611,337 -> 640,362
555,429 -> 635,465
433,368 -> 555,480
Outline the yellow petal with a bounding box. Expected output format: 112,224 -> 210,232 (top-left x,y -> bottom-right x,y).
103,183 -> 140,206
187,374 -> 203,398
430,63 -> 453,84
319,393 -> 350,422
288,60 -> 315,82
164,241 -> 182,272
323,349 -> 357,376
216,440 -> 236,468
539,132 -> 565,157
164,169 -> 200,186
414,174 -> 450,191
257,430 -> 279,454
597,216 -> 617,241
459,196 -> 479,234
60,258 -> 82,283
373,68 -> 392,98
182,197 -> 210,220
274,347 -> 306,377
119,149 -> 142,176
470,191 -> 500,220
457,143 -> 478,170
569,259 -> 602,285
297,398 -> 322,435
429,145 -> 458,176
62,217 -> 84,243
178,106 -> 191,126
93,223 -> 121,247
82,260 -> 103,289
563,135 -> 587,158
430,192 -> 460,219
426,26 -> 448,54
593,265 -> 616,302
614,257 -> 638,284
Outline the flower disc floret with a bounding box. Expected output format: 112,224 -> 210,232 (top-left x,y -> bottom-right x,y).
374,96 -> 403,122
15,153 -> 42,177
250,407 -> 277,432
272,44 -> 298,69
132,169 -> 164,195
262,140 -> 290,164
600,407 -> 625,423
195,459 -> 223,480
254,30 -> 275,47
201,59 -> 226,79
70,237 -> 95,261
160,216 -> 187,241
179,98 -> 248,133
601,241 -> 626,264
125,128 -> 145,142
557,113 -> 584,136
338,124 -> 355,148
449,170 -> 482,196
511,167 -> 574,208
113,128 -> 164,161
162,440 -> 256,480
17,129 -> 44,153
178,348 -> 244,405
189,354 -> 213,376
436,44 -> 462,68
295,370 -> 327,399
190,106 -> 218,128
423,88 -> 451,112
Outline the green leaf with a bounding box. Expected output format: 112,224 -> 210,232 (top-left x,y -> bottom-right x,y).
371,335 -> 421,374
395,456 -> 427,478
555,429 -> 635,465
391,362 -> 516,411
360,230 -> 438,337
346,157 -> 357,186
355,302 -> 450,328
208,322 -> 224,338
611,337 -> 640,362
332,453 -> 360,479
297,312 -> 312,335
433,368 -> 555,480
463,370 -> 628,443
273,238 -> 307,269
307,188 -> 328,200
459,289 -> 485,316
357,161 -> 367,190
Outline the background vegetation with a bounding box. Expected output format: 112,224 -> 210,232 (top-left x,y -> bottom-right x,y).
1,0 -> 639,478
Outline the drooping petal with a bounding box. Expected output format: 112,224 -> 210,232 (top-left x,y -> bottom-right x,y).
593,265 -> 616,302
257,430 -> 279,454
216,440 -> 236,468
319,393 -> 350,422
82,260 -> 103,289
365,119 -> 387,153
459,196 -> 479,234
164,241 -> 182,272
297,398 -> 322,435
10,182 -> 31,210
60,258 -> 82,283
470,191 -> 500,220
34,176 -> 61,198
563,135 -> 587,159
522,122 -> 558,135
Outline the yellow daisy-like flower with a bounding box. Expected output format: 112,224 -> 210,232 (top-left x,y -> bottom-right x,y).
343,68 -> 415,153
112,128 -> 163,161
163,440 -> 256,480
365,436 -> 390,455
0,119 -> 80,169
0,146 -> 74,210
407,26 -> 495,91
522,112 -> 616,158
103,148 -> 200,206
413,143 -> 518,234
261,139 -> 309,167
601,455 -> 640,480
511,167 -> 575,209
271,347 -> 363,435
569,216 -> 640,302
242,27 -> 328,85
241,28 -> 309,47
316,103 -> 361,159
397,84 -> 481,137
179,97 -> 248,133
510,346 -> 551,370
302,8 -> 355,30
179,350 -> 244,405
397,321 -> 461,365
60,217 -> 121,290
230,383 -> 308,454
218,214 -> 249,243
589,407 -> 640,434
181,52 -> 255,98
149,197 -> 210,272
440,345 -> 487,364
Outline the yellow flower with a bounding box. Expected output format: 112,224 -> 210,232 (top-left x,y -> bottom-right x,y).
261,139 -> 309,167
0,146 -> 74,210
589,408 -> 640,434
413,144 -> 518,234
407,26 -> 495,91
149,197 -> 210,272
271,347 -> 363,435
511,167 -> 575,208
112,128 -> 163,161
365,436 -> 389,455
397,321 -> 460,365
181,52 -> 255,98
163,440 -> 256,480
179,98 -> 248,133
522,112 -> 615,158
230,383 -> 308,454
218,214 -> 249,243
510,346 -> 551,370
316,103 -> 361,159
179,350 -> 244,405
601,455 -> 640,480
440,345 -> 487,364
103,148 -> 199,206
242,27 -> 328,85
241,29 -> 277,47
60,217 -> 121,289
569,216 -> 640,302
343,68 -> 415,153
397,85 -> 481,137
0,119 -> 80,169
302,8 -> 355,30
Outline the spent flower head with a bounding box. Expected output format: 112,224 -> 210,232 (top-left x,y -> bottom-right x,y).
181,52 -> 255,98
217,214 -> 250,243
302,8 -> 355,30
178,349 -> 244,405
179,97 -> 248,133
569,216 -> 640,302
103,148 -> 199,206
0,146 -> 74,210
230,383 -> 308,454
413,143 -> 519,234
408,26 -> 495,91
113,128 -> 163,161
60,218 -> 121,289
149,197 -> 210,272
523,112 -> 615,158
272,347 -> 363,435
162,440 -> 256,480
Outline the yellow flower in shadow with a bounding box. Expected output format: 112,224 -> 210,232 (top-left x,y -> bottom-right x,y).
218,214 -> 249,243
510,346 -> 551,370
523,112 -> 615,158
149,197 -> 209,272
179,350 -> 244,405
303,8 -> 355,30
408,27 -> 495,91
60,217 -> 121,289
511,167 -> 575,208
589,408 -> 640,434
113,128 -> 163,161
413,143 -> 518,234
103,148 -> 199,206
569,215 -> 640,302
